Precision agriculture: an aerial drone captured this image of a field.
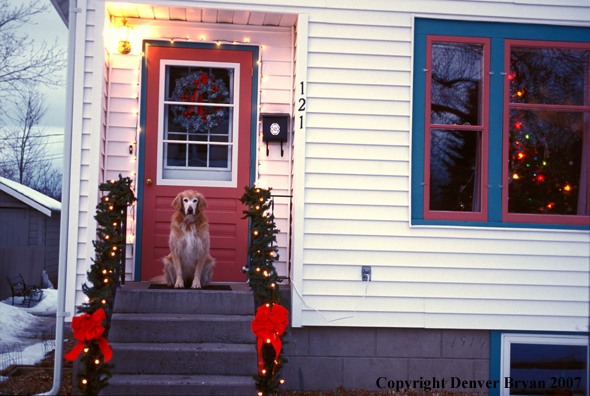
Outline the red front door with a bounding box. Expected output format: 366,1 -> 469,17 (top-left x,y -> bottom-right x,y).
140,45 -> 252,283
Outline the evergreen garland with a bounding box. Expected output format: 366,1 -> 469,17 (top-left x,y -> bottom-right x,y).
74,175 -> 136,395
240,186 -> 288,395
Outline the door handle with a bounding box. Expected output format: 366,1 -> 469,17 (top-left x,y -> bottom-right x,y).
146,179 -> 152,185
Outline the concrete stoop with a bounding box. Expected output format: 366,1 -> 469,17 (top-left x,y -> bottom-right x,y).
100,285 -> 258,395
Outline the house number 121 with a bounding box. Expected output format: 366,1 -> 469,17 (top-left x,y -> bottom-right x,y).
298,81 -> 305,129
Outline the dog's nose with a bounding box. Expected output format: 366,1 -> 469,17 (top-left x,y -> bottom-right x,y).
187,207 -> 193,214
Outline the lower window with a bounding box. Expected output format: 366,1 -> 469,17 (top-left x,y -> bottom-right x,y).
501,334 -> 589,396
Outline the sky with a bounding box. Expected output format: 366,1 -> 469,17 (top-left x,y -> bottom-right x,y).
8,0 -> 69,171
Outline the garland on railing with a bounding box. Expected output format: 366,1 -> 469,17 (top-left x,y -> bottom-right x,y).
66,175 -> 136,395
240,186 -> 289,396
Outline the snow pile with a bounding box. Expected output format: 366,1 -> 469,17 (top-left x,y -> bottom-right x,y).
0,289 -> 60,376
0,302 -> 40,346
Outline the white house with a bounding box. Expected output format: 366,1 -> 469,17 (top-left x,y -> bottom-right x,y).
50,0 -> 589,392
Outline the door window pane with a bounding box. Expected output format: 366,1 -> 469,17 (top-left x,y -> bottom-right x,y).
160,64 -> 235,182
430,129 -> 481,212
166,66 -> 233,104
431,42 -> 484,126
166,143 -> 186,167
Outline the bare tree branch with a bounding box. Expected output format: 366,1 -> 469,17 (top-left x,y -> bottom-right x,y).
0,88 -> 62,200
0,0 -> 66,93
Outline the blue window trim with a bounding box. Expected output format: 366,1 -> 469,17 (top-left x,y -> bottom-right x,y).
490,330 -> 589,396
134,40 -> 260,281
412,19 -> 590,231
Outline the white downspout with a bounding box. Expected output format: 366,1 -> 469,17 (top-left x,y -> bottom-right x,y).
39,0 -> 78,393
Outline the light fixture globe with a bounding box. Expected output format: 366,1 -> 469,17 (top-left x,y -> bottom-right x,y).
118,40 -> 132,54
118,18 -> 132,54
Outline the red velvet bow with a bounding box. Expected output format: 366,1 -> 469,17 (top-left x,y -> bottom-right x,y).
64,308 -> 112,362
251,303 -> 289,374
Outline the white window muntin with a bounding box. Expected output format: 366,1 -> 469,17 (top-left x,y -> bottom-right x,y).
156,59 -> 240,188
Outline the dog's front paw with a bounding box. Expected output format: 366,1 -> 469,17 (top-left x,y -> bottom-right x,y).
190,282 -> 202,289
174,281 -> 184,288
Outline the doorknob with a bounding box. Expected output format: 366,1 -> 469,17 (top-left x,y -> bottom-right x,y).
146,179 -> 152,185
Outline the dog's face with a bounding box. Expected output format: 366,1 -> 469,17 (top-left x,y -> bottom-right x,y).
172,190 -> 207,217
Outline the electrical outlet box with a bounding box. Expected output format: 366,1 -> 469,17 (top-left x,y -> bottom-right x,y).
362,266 -> 371,281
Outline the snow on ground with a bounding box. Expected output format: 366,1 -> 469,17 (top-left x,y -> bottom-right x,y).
0,290 -> 59,375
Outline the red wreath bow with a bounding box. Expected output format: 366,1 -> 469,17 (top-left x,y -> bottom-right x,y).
251,303 -> 289,374
64,308 -> 112,362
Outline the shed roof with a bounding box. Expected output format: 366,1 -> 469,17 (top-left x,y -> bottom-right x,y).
0,176 -> 61,216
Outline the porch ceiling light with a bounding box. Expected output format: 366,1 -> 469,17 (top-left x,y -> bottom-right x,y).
118,18 -> 132,54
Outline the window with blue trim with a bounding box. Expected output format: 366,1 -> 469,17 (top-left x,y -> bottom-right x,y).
500,334 -> 588,396
412,19 -> 590,229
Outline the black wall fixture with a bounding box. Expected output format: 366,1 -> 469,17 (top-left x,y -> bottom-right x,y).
261,114 -> 289,157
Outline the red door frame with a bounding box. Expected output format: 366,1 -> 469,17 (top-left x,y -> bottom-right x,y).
135,41 -> 260,282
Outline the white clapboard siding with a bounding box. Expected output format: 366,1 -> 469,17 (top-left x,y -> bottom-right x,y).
294,0 -> 590,332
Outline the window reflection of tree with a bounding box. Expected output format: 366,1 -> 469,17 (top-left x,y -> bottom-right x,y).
509,47 -> 589,216
431,43 -> 482,125
509,110 -> 586,215
510,48 -> 587,106
429,42 -> 483,212
430,130 -> 480,212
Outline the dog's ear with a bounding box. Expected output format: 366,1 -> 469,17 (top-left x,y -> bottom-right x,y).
197,193 -> 207,213
172,192 -> 184,212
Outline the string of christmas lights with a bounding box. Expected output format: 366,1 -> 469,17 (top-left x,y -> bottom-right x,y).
70,175 -> 136,395
240,186 -> 289,396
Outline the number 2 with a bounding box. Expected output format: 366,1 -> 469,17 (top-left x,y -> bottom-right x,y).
298,98 -> 306,112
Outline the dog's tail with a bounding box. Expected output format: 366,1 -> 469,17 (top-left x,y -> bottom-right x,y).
150,274 -> 167,284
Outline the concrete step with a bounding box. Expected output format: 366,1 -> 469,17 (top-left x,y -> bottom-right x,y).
109,313 -> 256,344
101,374 -> 256,395
113,289 -> 255,315
109,343 -> 257,376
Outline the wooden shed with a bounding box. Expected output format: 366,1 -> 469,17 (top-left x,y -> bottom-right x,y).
0,176 -> 61,300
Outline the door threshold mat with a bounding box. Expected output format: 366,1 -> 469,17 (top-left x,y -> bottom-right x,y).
148,284 -> 232,290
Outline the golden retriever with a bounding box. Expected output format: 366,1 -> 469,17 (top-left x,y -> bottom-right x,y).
160,190 -> 215,289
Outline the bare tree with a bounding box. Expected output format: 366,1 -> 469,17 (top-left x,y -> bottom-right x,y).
0,0 -> 65,201
0,88 -> 62,200
0,0 -> 66,93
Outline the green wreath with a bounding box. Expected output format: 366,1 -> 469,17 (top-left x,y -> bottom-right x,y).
170,70 -> 231,133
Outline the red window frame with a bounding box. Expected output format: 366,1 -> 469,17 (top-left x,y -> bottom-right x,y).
424,36 -> 491,221
502,40 -> 590,225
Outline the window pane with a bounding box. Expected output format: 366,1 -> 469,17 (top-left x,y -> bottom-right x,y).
430,129 -> 481,211
187,144 -> 208,168
165,143 -> 186,167
209,145 -> 229,168
167,104 -> 231,135
431,42 -> 484,126
510,343 -> 588,396
508,110 -> 589,215
166,66 -> 234,104
510,47 -> 590,106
